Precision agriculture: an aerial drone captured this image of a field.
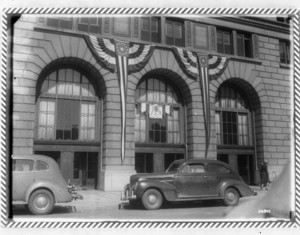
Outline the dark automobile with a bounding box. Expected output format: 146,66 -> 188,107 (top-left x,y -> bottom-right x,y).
12,155 -> 82,215
121,159 -> 256,210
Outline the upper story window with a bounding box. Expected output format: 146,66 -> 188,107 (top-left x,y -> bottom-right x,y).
217,28 -> 255,59
194,24 -> 209,49
46,17 -> 73,29
135,78 -> 183,144
215,85 -> 253,147
279,40 -> 290,64
77,17 -> 102,34
165,19 -> 184,47
276,17 -> 291,24
113,17 -> 131,37
141,17 -> 161,43
237,32 -> 252,58
36,68 -> 99,142
217,29 -> 233,55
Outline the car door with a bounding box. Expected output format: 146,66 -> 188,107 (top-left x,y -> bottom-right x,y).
205,163 -> 231,196
12,159 -> 35,201
175,163 -> 210,198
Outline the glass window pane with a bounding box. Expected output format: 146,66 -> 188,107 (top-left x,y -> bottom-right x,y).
174,23 -> 182,39
141,17 -> 150,31
194,24 -> 208,49
166,21 -> 173,36
14,159 -> 34,172
36,161 -> 49,171
113,17 -> 130,37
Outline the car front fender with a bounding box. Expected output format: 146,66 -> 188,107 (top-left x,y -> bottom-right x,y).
218,179 -> 254,198
135,180 -> 178,201
24,180 -> 72,203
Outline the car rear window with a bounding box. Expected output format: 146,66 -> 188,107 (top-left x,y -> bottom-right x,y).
207,164 -> 230,174
13,159 -> 34,172
36,160 -> 49,171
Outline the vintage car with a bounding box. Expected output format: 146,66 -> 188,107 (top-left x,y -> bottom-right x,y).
121,159 -> 256,210
12,154 -> 82,215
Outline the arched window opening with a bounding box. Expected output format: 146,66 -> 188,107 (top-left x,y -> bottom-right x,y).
36,68 -> 99,142
135,78 -> 183,145
215,85 -> 253,147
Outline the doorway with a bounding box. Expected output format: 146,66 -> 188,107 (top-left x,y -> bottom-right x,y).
217,154 -> 255,185
74,152 -> 98,189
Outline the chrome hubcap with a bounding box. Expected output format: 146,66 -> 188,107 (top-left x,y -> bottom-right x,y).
226,192 -> 236,202
34,195 -> 49,209
148,194 -> 157,204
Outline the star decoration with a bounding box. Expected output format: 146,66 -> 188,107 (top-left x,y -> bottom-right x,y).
199,55 -> 208,67
115,41 -> 129,57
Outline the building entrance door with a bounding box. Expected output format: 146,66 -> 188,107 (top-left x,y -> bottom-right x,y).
74,152 -> 98,189
217,154 -> 255,185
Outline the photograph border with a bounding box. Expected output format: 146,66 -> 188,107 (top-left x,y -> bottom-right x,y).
0,7 -> 299,229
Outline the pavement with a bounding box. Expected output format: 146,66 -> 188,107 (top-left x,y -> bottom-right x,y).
69,185 -> 268,212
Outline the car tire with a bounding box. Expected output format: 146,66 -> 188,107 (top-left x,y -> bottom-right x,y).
28,189 -> 55,215
224,187 -> 240,206
141,189 -> 163,210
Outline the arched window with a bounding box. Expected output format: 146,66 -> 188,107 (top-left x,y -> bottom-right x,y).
135,78 -> 183,144
215,85 -> 253,146
36,68 -> 99,141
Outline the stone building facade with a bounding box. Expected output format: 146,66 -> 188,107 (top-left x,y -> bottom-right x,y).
11,15 -> 292,191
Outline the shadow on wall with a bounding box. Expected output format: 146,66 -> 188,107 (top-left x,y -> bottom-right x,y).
226,161 -> 293,220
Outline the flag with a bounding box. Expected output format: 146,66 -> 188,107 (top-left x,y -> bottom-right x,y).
197,55 -> 210,158
115,40 -> 129,164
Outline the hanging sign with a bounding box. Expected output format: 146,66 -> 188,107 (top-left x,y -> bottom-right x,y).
149,104 -> 163,119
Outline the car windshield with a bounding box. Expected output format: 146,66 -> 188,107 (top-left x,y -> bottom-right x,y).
165,161 -> 181,173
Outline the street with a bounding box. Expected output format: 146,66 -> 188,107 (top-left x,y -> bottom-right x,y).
11,188 -> 277,221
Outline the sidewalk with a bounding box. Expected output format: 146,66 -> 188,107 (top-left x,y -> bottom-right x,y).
70,190 -> 121,211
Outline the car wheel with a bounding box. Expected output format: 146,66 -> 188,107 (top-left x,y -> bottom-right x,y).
224,188 -> 240,206
28,189 -> 55,215
141,189 -> 163,210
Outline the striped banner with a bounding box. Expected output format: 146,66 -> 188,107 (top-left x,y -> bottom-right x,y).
197,55 -> 210,158
84,35 -> 154,163
0,7 -> 299,229
115,40 -> 129,164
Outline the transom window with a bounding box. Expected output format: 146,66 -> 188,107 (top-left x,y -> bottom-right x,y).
135,78 -> 183,144
215,85 -> 253,146
36,68 -> 98,141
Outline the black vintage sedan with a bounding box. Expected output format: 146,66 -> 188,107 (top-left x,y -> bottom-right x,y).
121,159 -> 256,210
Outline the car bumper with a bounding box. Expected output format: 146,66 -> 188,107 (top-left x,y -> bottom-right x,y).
67,183 -> 83,200
121,184 -> 137,201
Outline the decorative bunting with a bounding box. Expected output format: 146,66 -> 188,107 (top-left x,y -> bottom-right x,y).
85,35 -> 229,161
84,35 -> 116,73
128,43 -> 155,74
172,47 -> 230,157
84,35 -> 155,163
208,55 -> 230,78
172,47 -> 199,79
